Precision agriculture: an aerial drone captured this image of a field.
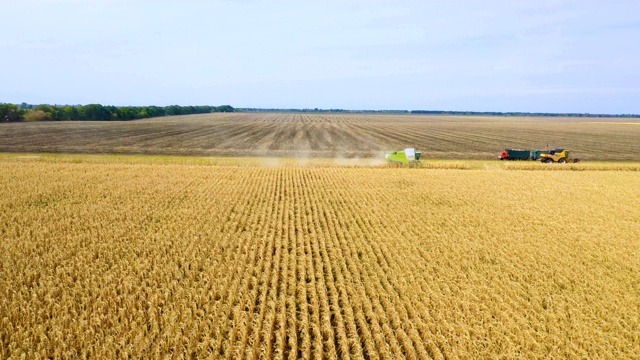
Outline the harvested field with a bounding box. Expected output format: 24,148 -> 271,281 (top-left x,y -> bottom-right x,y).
1,113 -> 639,160
1,157 -> 639,358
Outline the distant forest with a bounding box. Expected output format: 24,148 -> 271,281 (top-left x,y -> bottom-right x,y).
241,108 -> 640,117
0,103 -> 235,122
1,103 -> 638,122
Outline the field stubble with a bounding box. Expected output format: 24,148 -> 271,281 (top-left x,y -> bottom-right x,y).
1,158 -> 639,358
1,113 -> 639,161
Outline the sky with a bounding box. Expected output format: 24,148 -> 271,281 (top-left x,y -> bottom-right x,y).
2,0 -> 640,114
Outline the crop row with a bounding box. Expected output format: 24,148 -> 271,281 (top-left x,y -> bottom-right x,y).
1,161 -> 639,358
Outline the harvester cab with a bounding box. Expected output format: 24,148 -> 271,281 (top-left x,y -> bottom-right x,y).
539,149 -> 580,163
385,148 -> 422,164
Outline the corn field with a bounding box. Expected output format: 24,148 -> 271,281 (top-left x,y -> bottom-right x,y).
1,159 -> 639,358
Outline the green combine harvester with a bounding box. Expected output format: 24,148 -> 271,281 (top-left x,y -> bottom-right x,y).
385,148 -> 422,164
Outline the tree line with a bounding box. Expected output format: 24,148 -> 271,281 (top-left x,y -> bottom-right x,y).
3,103 -> 637,121
240,108 -> 410,114
408,110 -> 639,117
0,103 -> 235,122
240,108 -> 639,117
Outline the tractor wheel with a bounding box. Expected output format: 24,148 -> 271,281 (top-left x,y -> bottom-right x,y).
558,158 -> 567,163
545,158 -> 554,163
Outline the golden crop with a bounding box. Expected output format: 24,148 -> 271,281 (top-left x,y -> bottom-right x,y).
1,158 -> 639,359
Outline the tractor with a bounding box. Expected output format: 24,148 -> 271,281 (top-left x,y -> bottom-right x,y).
385,148 -> 421,164
539,149 -> 580,163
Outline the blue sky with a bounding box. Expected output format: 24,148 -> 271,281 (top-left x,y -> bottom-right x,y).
2,0 -> 640,113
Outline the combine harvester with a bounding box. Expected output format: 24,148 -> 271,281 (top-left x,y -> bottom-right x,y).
539,148 -> 580,163
385,148 -> 422,164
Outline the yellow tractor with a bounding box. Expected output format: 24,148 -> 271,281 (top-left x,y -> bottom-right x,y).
539,148 -> 580,163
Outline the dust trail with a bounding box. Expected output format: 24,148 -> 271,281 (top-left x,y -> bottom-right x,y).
260,157 -> 282,168
332,153 -> 351,166
367,157 -> 387,167
295,149 -> 311,167
330,151 -> 388,167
